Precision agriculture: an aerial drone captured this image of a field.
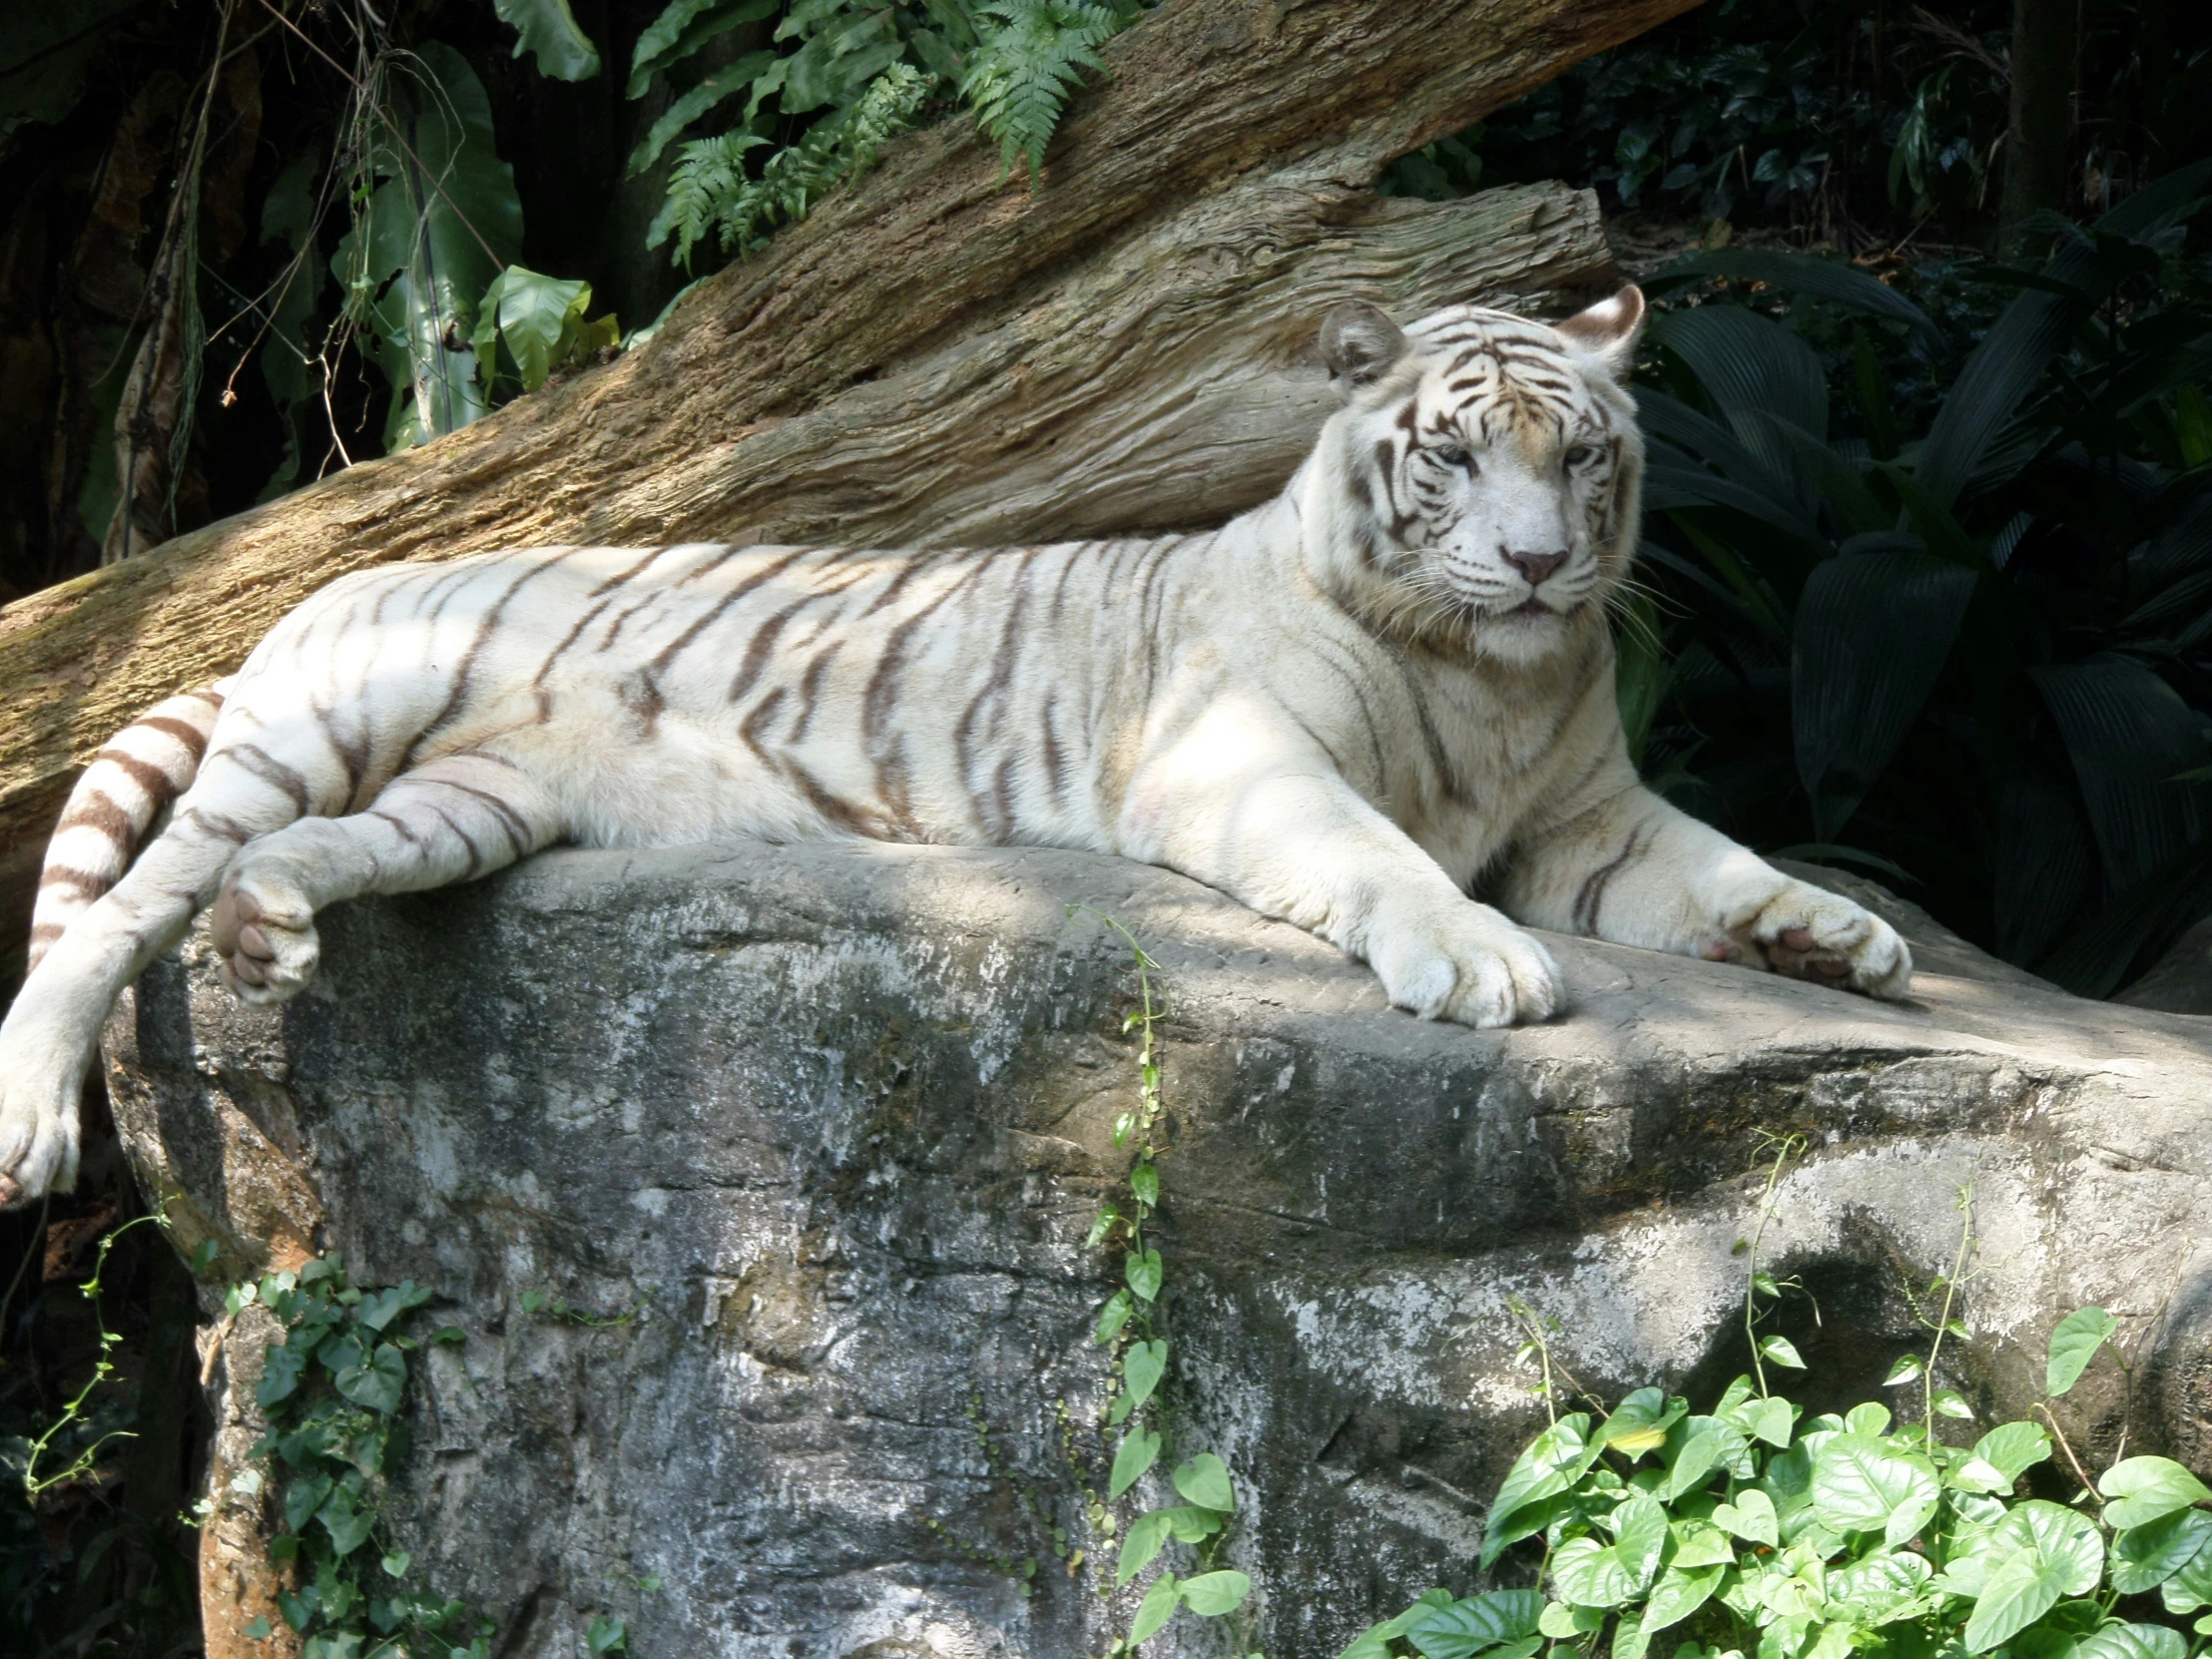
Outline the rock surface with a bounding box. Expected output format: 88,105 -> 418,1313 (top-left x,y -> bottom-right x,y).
103,842 -> 2212,1659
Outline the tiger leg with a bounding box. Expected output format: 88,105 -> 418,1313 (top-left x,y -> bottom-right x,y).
207,750 -> 565,1004
0,755 -> 310,1206
1498,781 -> 1913,999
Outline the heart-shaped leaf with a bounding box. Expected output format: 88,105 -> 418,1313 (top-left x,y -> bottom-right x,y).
1601,1388 -> 1685,1458
1172,1452 -> 1236,1513
1120,1340 -> 1168,1417
2111,1509 -> 2212,1594
334,1344 -> 407,1415
1644,1565 -> 1724,1633
1109,1426 -> 1160,1500
2047,1307 -> 2119,1395
2100,1457 -> 2212,1529
1125,1249 -> 1163,1303
2075,1625 -> 2189,1659
1131,1572 -> 1180,1643
1669,1519 -> 1737,1569
1402,1589 -> 1543,1658
1713,1489 -> 1779,1546
1482,1413 -> 1594,1568
1812,1435 -> 1939,1546
1551,1537 -> 1635,1609
1179,1570 -> 1253,1618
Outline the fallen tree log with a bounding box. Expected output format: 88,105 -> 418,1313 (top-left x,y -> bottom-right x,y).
0,0 -> 1692,988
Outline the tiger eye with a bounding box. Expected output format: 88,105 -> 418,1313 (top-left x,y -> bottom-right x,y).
1432,443 -> 1477,473
1564,442 -> 1598,468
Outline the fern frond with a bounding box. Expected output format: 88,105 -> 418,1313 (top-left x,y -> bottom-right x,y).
961,0 -> 1126,185
653,130 -> 769,268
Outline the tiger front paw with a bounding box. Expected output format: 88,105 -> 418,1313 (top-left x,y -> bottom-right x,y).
0,1024 -> 84,1209
1369,898 -> 1566,1028
210,867 -> 322,1004
1697,860 -> 1913,1001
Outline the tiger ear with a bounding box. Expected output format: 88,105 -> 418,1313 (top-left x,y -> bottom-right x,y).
1320,300 -> 1407,392
1556,285 -> 1645,382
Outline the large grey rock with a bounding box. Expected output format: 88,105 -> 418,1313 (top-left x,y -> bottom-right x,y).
103,842 -> 2212,1659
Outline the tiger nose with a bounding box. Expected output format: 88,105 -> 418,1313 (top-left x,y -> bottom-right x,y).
1504,549 -> 1566,588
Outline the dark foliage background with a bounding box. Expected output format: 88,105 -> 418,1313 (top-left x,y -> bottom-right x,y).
2,2 -> 2209,1652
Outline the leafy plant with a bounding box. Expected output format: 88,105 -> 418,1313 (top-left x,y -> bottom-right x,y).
229,1253 -> 486,1659
1074,909 -> 1260,1654
1346,1145 -> 2210,1659
628,0 -> 1154,269
1627,163 -> 2212,992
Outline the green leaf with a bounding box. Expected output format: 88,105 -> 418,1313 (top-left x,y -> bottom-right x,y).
628,0 -> 778,96
2100,1457 -> 2212,1528
316,1488 -> 376,1556
2030,665 -> 2212,895
1611,1491 -> 1670,1589
1109,1426 -> 1160,1500
1649,250 -> 1942,352
257,1339 -> 309,1408
1179,1570 -> 1253,1617
1645,1564 -> 1725,1633
1661,1426 -> 1731,1499
1481,1413 -> 1594,1568
1171,1452 -> 1236,1513
1827,1549 -> 1933,1622
586,1614 -> 628,1654
355,1280 -> 434,1333
1738,1396 -> 1796,1448
1539,1600 -> 1606,1638
1712,1488 -> 1779,1546
2162,1536 -> 2212,1614
1601,1387 -> 1685,1457
244,1616 -> 273,1639
493,0 -> 602,80
1126,1249 -> 1162,1303
2074,1625 -> 2189,1659
381,1550 -> 412,1578
1884,1357 -> 1925,1386
1132,1571 -> 1180,1643
1130,1163 -> 1159,1207
1670,1518 -> 1738,1568
1402,1589 -> 1543,1658
626,54 -> 777,176
1114,1507 -> 1218,1585
1120,1339 -> 1168,1417
1964,1552 -> 2069,1652
334,1343 -> 407,1415
1811,1435 -> 1939,1547
1995,1500 -> 2106,1595
1933,1389 -> 1975,1420
1551,1537 -> 1635,1609
2111,1509 -> 2212,1594
1760,1335 -> 1808,1371
1094,1290 -> 1132,1346
1971,1421 -> 2052,1482
1844,1402 -> 1893,1437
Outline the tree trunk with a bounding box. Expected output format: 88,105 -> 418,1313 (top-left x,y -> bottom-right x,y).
0,0 -> 1690,989
2001,0 -> 2075,244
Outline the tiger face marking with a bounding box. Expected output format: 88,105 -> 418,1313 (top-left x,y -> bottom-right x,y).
1315,287 -> 1645,668
0,284 -> 1913,1211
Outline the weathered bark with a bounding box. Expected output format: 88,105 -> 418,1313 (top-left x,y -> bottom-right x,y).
0,0 -> 1690,984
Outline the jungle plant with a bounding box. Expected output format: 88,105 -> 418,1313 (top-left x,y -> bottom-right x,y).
1075,909 -> 1259,1655
228,1254 -> 487,1659
630,0 -> 1155,267
1625,161 -> 2212,992
1344,1143 -> 2209,1659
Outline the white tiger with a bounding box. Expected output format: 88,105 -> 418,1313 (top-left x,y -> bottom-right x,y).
0,285 -> 1909,1206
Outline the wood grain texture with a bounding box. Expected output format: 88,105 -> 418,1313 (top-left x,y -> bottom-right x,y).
0,0 -> 1692,981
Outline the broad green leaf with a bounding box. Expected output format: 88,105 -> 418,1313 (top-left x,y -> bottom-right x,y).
1179,1570 -> 1252,1618
626,58 -> 777,176
258,1339 -> 309,1408
1714,1488 -> 1780,1546
1884,1357 -> 1925,1386
1612,1605 -> 1650,1659
1964,1551 -> 2068,1653
1761,1335 -> 1808,1371
1994,1501 -> 2105,1595
1172,1452 -> 1236,1513
334,1343 -> 407,1415
1670,1518 -> 1738,1568
1650,250 -> 1941,352
475,266 -> 591,392
2099,1456 -> 2212,1528
2111,1508 -> 2212,1594
1402,1589 -> 1542,1654
628,0 -> 779,95
2074,1625 -> 2189,1659
1644,1564 -> 1725,1633
1811,1435 -> 1938,1546
1115,1509 -> 1173,1586
316,1488 -> 376,1556
2046,1307 -> 2121,1397
1130,1163 -> 1159,1207
1663,1428 -> 1729,1499
1612,1491 -> 1670,1589
1132,1571 -> 1180,1643
2161,1536 -> 2212,1614
356,1281 -> 433,1333
1827,1549 -> 1932,1622
1126,1249 -> 1163,1303
1738,1396 -> 1796,1448
1972,1422 -> 2052,1482
1481,1413 -> 1593,1568
1843,1403 -> 1892,1437
1933,1389 -> 1975,1420
1121,1340 -> 1168,1417
1540,1601 -> 1606,1638
1602,1388 -> 1685,1457
493,0 -> 602,80
1552,1537 -> 1636,1609
1109,1426 -> 1160,1500
1094,1290 -> 1132,1346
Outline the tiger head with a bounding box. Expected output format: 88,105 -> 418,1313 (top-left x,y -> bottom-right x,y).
1303,286 -> 1646,668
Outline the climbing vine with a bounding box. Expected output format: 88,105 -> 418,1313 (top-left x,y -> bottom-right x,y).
228,1254 -> 489,1659
1075,909 -> 1260,1656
